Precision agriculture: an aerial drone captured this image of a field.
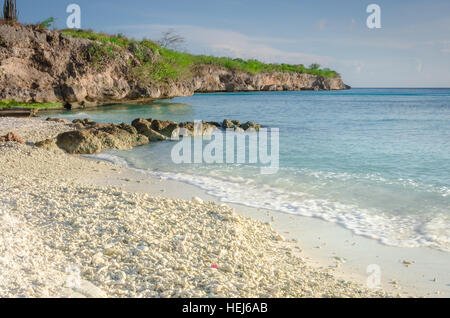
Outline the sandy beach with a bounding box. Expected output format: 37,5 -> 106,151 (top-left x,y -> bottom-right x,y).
0,117 -> 393,298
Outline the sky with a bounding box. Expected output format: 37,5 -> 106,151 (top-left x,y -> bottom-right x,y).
15,0 -> 450,87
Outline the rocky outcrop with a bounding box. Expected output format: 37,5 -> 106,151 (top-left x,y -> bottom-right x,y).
56,123 -> 149,154
0,24 -> 349,107
193,66 -> 349,92
46,117 -> 262,154
222,119 -> 261,131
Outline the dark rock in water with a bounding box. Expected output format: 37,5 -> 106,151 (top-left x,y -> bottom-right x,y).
222,119 -> 261,131
0,132 -> 25,144
151,120 -> 179,138
241,121 -> 261,131
49,117 -> 262,154
206,121 -> 221,128
222,119 -> 235,129
178,121 -> 219,136
131,118 -> 168,141
131,118 -> 151,134
117,123 -> 138,135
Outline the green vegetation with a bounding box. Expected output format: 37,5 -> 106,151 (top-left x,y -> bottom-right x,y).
38,17 -> 54,30
0,100 -> 63,110
61,29 -> 340,82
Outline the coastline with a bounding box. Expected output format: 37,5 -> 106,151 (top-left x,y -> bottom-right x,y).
88,162 -> 450,298
0,117 -> 389,298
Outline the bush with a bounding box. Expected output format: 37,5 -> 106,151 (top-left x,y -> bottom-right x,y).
38,17 -> 54,29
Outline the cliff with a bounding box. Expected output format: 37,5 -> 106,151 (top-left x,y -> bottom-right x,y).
0,24 -> 349,108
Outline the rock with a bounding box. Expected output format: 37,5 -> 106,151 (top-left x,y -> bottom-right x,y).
46,117 -> 71,124
97,125 -> 148,150
55,122 -> 149,154
222,119 -> 235,129
56,129 -> 103,154
222,120 -> 261,132
145,129 -> 168,142
131,118 -> 151,133
118,123 -> 138,135
0,132 -> 25,144
151,120 -> 179,138
74,123 -> 85,130
34,138 -> 58,150
178,121 -> 219,137
131,118 -> 168,141
240,121 -> 262,131
52,117 -> 261,154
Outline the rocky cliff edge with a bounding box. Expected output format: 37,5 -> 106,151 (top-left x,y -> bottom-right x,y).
0,24 -> 350,108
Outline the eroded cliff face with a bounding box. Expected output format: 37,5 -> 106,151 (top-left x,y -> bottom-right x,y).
192,66 -> 349,92
0,24 -> 349,107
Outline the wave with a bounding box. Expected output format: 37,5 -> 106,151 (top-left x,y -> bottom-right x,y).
89,153 -> 450,252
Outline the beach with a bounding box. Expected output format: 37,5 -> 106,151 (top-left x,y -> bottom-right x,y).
0,117 -> 392,298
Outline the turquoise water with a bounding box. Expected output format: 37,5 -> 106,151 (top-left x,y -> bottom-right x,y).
49,89 -> 450,251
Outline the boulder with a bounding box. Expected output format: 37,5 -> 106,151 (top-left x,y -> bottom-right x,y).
56,123 -> 149,154
131,118 -> 168,141
178,121 -> 219,136
151,120 -> 179,137
131,118 -> 152,134
240,121 -> 261,131
34,138 -> 58,150
97,125 -> 148,150
56,129 -> 103,154
222,119 -> 235,129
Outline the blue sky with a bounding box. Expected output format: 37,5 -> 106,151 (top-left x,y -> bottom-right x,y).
17,0 -> 450,87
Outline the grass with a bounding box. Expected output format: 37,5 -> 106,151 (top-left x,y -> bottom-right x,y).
0,100 -> 63,110
60,29 -> 340,82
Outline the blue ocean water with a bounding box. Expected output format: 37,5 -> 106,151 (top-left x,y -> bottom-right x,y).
50,89 -> 450,251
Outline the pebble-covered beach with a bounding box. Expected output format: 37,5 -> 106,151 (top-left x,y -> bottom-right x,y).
0,118 -> 389,298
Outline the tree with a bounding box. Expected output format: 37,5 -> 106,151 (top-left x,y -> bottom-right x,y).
309,63 -> 321,70
157,29 -> 185,50
1,0 -> 18,23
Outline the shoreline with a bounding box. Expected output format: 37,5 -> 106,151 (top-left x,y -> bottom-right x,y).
1,117 -> 448,298
0,117 -> 389,298
87,161 -> 450,298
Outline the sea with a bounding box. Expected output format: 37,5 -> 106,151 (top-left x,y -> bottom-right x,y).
47,88 -> 450,252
